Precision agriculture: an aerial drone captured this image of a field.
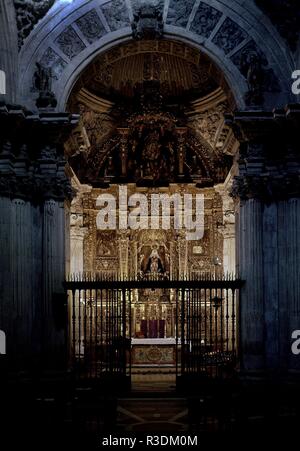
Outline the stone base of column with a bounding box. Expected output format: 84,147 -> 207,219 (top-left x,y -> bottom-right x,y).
238,368 -> 300,386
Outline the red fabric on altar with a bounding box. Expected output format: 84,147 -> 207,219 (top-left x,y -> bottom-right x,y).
140,319 -> 166,338
141,320 -> 148,338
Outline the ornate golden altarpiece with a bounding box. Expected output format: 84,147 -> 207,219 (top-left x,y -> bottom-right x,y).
72,185 -> 224,364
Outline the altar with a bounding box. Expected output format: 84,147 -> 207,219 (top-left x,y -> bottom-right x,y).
131,338 -> 178,365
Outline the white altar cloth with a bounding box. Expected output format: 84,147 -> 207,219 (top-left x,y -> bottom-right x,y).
131,338 -> 177,345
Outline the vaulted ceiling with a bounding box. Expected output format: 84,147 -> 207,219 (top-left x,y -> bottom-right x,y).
68,40 -> 229,104
65,39 -> 236,189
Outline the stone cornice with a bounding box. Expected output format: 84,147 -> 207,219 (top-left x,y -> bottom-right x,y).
0,103 -> 79,129
226,105 -> 300,202
225,105 -> 300,143
0,104 -> 79,202
231,173 -> 300,202
0,153 -> 74,202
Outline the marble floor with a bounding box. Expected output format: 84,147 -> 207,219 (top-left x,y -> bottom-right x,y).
117,398 -> 188,432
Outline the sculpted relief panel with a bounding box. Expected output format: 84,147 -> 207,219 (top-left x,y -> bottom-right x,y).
55,26 -> 86,60
101,0 -> 130,31
212,18 -> 248,55
190,3 -> 222,38
16,0 -> 283,110
75,10 -> 107,44
166,0 -> 196,28
188,101 -> 234,155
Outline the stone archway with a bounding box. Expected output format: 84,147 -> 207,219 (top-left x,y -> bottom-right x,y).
17,0 -> 294,111
1,0 -> 299,380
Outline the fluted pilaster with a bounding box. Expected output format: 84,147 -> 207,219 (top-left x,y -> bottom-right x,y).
263,203 -> 279,368
286,199 -> 300,370
42,200 -> 66,367
70,226 -> 87,274
0,197 -> 12,350
239,199 -> 264,370
11,199 -> 35,364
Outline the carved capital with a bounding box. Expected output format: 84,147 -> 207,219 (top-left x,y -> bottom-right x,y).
227,106 -> 300,202
70,225 -> 88,240
0,104 -> 79,202
231,173 -> 300,202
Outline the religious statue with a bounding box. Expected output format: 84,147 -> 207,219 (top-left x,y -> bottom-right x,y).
142,130 -> 161,179
139,243 -> 169,279
34,62 -> 54,92
33,62 -> 57,109
241,50 -> 265,106
143,130 -> 161,159
146,248 -> 164,274
97,239 -> 112,257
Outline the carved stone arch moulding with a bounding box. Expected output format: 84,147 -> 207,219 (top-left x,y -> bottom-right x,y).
18,0 -> 294,111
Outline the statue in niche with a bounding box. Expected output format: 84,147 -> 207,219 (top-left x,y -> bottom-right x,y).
143,130 -> 161,160
34,62 -> 53,92
33,62 -> 57,109
241,50 -> 265,106
142,130 -> 161,178
97,239 -> 112,257
147,248 -> 164,274
139,243 -> 169,278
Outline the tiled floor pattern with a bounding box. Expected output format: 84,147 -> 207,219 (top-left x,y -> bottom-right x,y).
117,398 -> 188,432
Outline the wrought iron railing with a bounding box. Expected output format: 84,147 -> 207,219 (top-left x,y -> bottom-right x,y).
64,275 -> 244,385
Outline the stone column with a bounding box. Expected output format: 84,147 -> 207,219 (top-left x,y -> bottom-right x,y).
215,184 -> 236,275
0,105 -> 78,372
227,107 -> 300,377
263,203 -> 280,369
70,226 -> 87,275
222,223 -> 235,274
69,180 -> 92,276
0,141 -> 41,368
41,200 -> 65,366
239,199 -> 265,370
11,199 -> 35,363
0,197 -> 13,356
35,144 -> 72,369
285,199 -> 300,371
70,209 -> 88,276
